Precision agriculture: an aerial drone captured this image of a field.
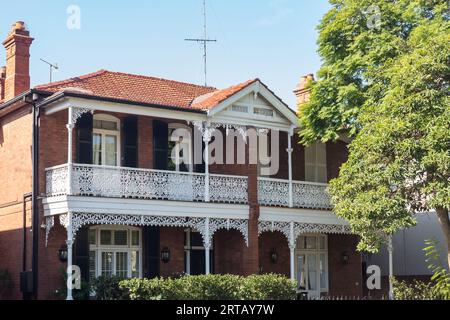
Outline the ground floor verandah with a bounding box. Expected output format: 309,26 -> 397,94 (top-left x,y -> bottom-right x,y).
43,211 -> 363,300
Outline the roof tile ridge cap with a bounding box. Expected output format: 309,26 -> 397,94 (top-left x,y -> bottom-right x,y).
34,69 -> 109,89
107,69 -> 217,90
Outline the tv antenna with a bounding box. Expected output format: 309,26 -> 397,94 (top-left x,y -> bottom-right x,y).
185,0 -> 217,86
40,58 -> 59,83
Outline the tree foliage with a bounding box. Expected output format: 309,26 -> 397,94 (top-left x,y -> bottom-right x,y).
301,0 -> 450,260
299,0 -> 449,143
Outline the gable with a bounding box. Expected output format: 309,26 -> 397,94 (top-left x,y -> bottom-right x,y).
207,81 -> 298,131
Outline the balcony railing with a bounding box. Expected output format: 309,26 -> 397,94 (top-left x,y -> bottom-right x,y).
45,164 -> 248,204
258,177 -> 331,210
45,164 -> 331,209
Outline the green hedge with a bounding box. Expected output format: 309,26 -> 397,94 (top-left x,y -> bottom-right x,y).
119,274 -> 297,300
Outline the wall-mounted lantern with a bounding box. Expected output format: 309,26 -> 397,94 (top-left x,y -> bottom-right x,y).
161,247 -> 171,263
58,245 -> 68,263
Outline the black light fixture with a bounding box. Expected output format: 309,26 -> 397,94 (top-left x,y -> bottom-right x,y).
161,247 -> 171,263
270,248 -> 278,264
58,245 -> 68,263
341,252 -> 349,265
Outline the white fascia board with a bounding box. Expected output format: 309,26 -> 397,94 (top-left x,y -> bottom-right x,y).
211,114 -> 293,132
259,206 -> 349,225
43,196 -> 249,220
44,97 -> 207,122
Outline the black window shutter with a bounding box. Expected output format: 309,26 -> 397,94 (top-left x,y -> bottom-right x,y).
153,120 -> 168,170
195,139 -> 206,173
74,227 -> 90,282
143,226 -> 160,278
123,116 -> 138,167
76,113 -> 93,164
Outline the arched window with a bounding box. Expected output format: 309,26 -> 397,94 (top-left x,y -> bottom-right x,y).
92,114 -> 121,166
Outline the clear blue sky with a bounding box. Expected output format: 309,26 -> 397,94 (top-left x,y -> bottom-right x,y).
0,0 -> 331,108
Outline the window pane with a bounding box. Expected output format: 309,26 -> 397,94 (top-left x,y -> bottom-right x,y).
89,229 -> 96,245
101,252 -> 113,276
100,230 -> 112,245
316,143 -> 327,165
89,251 -> 96,281
102,120 -> 118,131
317,165 -> 327,183
105,135 -> 117,166
131,251 -> 139,278
307,254 -> 317,290
298,236 -> 306,250
297,254 -> 306,290
131,231 -> 139,246
306,236 -> 317,250
93,134 -> 102,165
320,253 -> 327,289
114,230 -> 128,246
319,236 -> 326,250
190,232 -> 203,247
116,252 -> 128,278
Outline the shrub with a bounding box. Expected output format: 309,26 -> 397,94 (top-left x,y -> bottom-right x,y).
55,268 -> 91,300
119,274 -> 297,300
91,275 -> 125,300
393,240 -> 450,300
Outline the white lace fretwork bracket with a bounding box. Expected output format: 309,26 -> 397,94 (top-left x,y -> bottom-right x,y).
55,213 -> 249,248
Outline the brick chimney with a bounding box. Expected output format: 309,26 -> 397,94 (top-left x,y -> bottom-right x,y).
0,66 -> 5,101
293,73 -> 315,106
2,21 -> 34,101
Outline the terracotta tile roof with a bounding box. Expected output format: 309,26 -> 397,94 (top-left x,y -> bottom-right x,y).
34,70 -> 218,109
191,79 -> 258,110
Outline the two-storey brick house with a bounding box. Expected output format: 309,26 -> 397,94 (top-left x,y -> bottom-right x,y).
0,21 -> 362,300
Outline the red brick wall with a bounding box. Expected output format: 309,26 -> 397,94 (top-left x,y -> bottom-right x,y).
0,106 -> 33,299
214,230 -> 245,275
327,234 -> 363,297
259,231 -> 290,276
159,227 -> 185,277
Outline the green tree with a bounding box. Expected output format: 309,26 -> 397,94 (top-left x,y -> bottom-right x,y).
299,0 -> 450,266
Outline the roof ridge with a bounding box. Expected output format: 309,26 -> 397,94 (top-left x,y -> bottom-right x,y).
35,69 -> 108,90
105,69 -> 217,90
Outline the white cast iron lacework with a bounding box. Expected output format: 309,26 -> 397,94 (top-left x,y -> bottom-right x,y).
209,174 -> 248,204
71,107 -> 92,124
258,178 -> 331,209
58,213 -> 248,248
190,121 -> 248,140
46,164 -> 248,204
45,165 -> 69,196
292,181 -> 331,209
208,218 -> 249,247
257,178 -> 289,206
258,221 -> 351,248
45,216 -> 55,247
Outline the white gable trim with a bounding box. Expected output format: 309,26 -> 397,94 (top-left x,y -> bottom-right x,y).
207,80 -> 298,127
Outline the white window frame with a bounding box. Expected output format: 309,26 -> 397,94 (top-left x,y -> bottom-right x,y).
92,114 -> 121,167
305,142 -> 327,183
168,123 -> 193,172
89,225 -> 142,279
183,228 -> 212,275
295,234 -> 329,298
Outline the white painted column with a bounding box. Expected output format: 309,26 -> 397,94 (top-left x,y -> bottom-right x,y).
388,235 -> 394,300
203,122 -> 211,202
204,217 -> 211,274
287,129 -> 294,208
66,211 -> 74,300
289,221 -> 296,281
66,107 -> 74,195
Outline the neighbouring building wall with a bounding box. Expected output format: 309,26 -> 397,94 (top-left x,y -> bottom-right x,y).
0,107 -> 33,299
365,212 -> 450,277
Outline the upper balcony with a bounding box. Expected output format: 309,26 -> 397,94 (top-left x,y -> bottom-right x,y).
45,163 -> 331,210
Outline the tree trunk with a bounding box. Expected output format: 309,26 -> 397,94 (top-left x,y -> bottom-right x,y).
436,207 -> 450,270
